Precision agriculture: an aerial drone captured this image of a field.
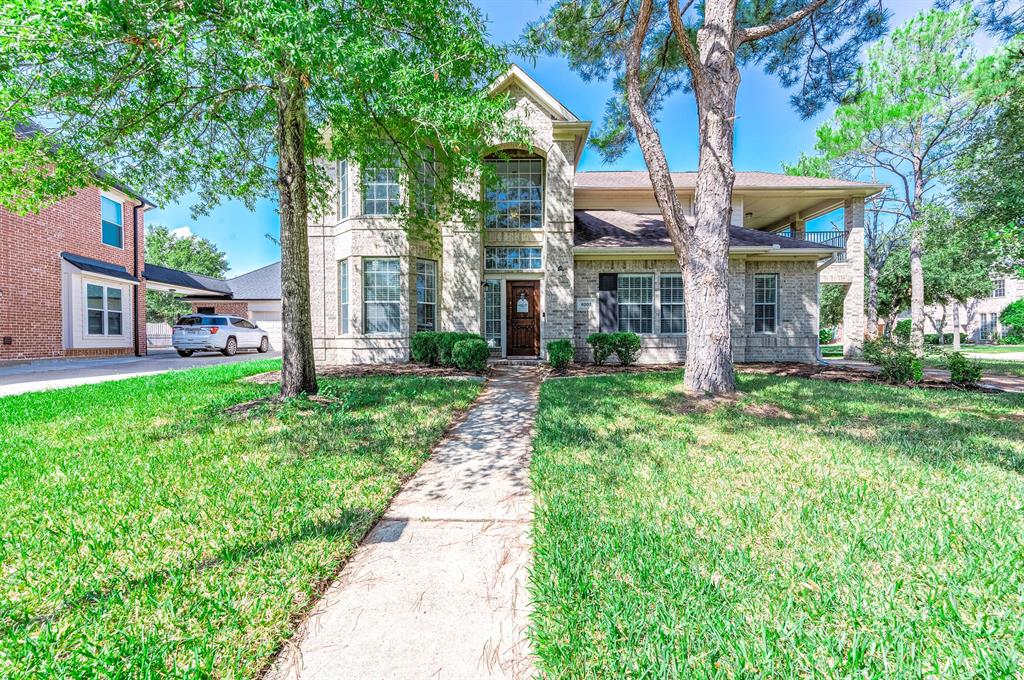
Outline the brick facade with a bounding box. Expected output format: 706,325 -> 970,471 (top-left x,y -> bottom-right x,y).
190,301 -> 250,317
0,186 -> 147,361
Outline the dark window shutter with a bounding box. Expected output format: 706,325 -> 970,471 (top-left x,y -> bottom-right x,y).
598,274 -> 618,333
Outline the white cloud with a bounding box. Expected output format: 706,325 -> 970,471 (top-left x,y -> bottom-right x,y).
170,226 -> 194,239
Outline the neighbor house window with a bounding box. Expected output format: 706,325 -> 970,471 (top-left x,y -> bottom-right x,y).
618,274 -> 653,334
86,283 -> 123,335
483,151 -> 543,229
484,247 -> 542,270
660,273 -> 685,334
338,259 -> 349,334
416,259 -> 437,331
754,273 -> 778,333
362,164 -> 400,216
484,279 -> 502,349
415,148 -> 436,217
101,196 -> 122,248
990,278 -> 1005,298
363,258 -> 401,333
980,313 -> 999,340
339,161 -> 349,219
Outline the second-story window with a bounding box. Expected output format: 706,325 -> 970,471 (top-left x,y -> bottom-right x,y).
101,196 -> 123,248
483,151 -> 544,229
339,161 -> 349,219
990,278 -> 1005,298
362,164 -> 400,216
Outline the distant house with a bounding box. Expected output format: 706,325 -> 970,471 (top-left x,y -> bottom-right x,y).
922,274 -> 1024,343
143,261 -> 282,349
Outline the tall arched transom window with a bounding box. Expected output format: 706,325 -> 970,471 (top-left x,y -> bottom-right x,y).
483,150 -> 544,229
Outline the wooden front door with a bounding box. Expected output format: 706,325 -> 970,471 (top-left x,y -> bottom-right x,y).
507,280 -> 540,356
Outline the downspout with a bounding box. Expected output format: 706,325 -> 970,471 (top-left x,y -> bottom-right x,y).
133,201 -> 144,356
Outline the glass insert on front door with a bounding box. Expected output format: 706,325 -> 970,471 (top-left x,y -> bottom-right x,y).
516,292 -> 529,313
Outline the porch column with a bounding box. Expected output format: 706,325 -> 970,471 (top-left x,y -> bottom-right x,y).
842,197 -> 865,358
792,216 -> 806,240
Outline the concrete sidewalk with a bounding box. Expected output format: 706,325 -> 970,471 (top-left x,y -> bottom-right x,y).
0,349 -> 280,397
269,367 -> 540,680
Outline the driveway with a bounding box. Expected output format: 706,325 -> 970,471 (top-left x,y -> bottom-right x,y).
0,349 -> 280,398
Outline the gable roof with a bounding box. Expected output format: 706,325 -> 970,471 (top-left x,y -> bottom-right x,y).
574,170 -> 883,194
573,210 -> 841,252
490,64 -> 580,123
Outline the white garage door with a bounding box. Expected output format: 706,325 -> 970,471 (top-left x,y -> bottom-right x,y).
251,310 -> 282,350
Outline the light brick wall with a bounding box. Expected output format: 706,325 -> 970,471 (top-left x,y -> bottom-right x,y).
0,186 -> 146,361
573,257 -> 820,364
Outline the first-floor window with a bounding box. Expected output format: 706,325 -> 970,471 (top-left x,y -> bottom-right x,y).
980,313 -> 999,340
416,259 -> 437,331
338,259 -> 349,334
618,274 -> 653,334
754,273 -> 778,333
363,258 -> 401,334
86,283 -> 123,335
660,273 -> 685,334
484,280 -> 502,349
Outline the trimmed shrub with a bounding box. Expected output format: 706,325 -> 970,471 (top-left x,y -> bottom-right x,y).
999,334 -> 1024,345
410,331 -> 440,365
819,328 -> 836,345
1001,299 -> 1024,336
586,332 -> 616,366
610,332 -> 642,366
452,337 -> 489,372
894,319 -> 911,343
546,339 -> 574,371
436,332 -> 485,367
863,338 -> 922,384
946,351 -> 982,386
924,332 -> 968,345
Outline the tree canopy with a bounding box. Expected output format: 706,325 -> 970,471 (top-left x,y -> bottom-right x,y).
144,225 -> 229,324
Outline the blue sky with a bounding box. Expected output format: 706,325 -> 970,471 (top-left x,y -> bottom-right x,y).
147,0 -> 936,275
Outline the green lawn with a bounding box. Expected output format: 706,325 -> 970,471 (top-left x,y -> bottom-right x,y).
962,344 -> 1024,355
530,371 -> 1024,677
0,361 -> 480,678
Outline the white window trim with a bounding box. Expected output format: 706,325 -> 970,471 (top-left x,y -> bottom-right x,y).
100,192 -> 125,250
483,153 -> 546,230
338,258 -> 349,335
84,281 -> 126,337
416,259 -> 437,332
753,273 -> 779,335
483,246 -> 544,272
617,273 -> 654,335
362,257 -> 402,336
360,164 -> 402,217
659,273 -> 686,335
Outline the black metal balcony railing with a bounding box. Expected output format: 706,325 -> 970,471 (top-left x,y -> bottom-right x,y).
778,228 -> 848,262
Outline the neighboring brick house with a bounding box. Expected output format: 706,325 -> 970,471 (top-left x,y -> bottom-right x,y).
307,66 -> 882,365
0,183 -> 155,361
922,274 -> 1024,343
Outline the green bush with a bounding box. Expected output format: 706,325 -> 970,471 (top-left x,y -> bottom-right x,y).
586,332 -> 616,366
451,337 -> 489,372
546,339 -> 574,371
924,332 -> 968,345
1001,299 -> 1024,336
819,328 -> 836,344
610,332 -> 642,366
410,331 -> 440,365
863,338 -> 922,384
946,351 -> 983,386
436,332 -> 485,367
999,334 -> 1024,345
893,319 -> 911,343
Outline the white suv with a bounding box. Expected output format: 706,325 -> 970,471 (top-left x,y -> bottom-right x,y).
172,314 -> 271,357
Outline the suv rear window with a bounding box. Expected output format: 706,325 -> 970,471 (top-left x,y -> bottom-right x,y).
175,316 -> 228,326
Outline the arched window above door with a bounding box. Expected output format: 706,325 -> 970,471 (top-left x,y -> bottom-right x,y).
483,150 -> 544,229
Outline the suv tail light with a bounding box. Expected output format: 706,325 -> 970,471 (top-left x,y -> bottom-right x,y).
208,327 -> 219,334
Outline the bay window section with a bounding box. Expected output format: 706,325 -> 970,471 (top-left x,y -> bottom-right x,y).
753,273 -> 779,334
483,151 -> 543,229
660,273 -> 685,334
416,259 -> 437,331
484,280 -> 502,349
362,164 -> 400,216
338,259 -> 349,334
618,274 -> 653,334
363,258 -> 401,334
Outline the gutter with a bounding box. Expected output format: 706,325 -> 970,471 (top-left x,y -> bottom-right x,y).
816,254 -> 837,272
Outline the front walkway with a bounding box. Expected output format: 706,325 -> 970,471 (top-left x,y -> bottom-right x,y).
269,367 -> 540,680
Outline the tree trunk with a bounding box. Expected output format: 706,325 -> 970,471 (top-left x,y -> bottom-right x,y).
275,70 -> 319,397
909,224 -> 925,356
952,301 -> 961,350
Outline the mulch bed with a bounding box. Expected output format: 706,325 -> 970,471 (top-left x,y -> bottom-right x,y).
547,363 -> 683,378
243,364 -> 486,385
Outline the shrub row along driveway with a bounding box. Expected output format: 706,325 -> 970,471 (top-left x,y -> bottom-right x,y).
0,361 -> 479,678
530,371 -> 1024,677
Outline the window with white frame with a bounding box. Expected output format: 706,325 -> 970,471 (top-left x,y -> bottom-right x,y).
483,151 -> 544,229
86,283 -> 123,335
618,274 -> 653,334
339,161 -> 349,219
363,258 -> 401,333
362,165 -> 400,216
416,259 -> 437,331
101,196 -> 123,248
338,259 -> 349,334
484,246 -> 542,270
990,278 -> 1005,298
415,148 -> 436,217
660,273 -> 685,334
484,280 -> 502,349
754,273 -> 779,333
980,312 -> 999,340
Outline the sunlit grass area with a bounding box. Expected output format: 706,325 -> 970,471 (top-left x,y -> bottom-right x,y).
0,361 -> 480,678
530,371 -> 1024,677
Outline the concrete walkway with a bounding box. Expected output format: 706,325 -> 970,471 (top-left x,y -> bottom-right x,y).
0,349 -> 279,398
269,367 -> 540,680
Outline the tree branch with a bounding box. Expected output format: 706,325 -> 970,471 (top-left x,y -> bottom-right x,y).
735,0 -> 827,45
668,0 -> 701,80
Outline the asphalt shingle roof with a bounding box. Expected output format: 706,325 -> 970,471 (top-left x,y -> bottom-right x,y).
224,261 -> 281,300
62,252 -> 139,283
143,263 -> 233,294
573,210 -> 840,251
574,170 -> 880,191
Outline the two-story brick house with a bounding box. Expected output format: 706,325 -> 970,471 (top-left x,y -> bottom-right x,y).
307,66 -> 881,365
0,182 -> 156,361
